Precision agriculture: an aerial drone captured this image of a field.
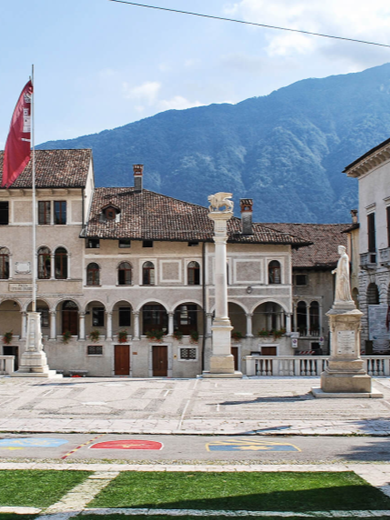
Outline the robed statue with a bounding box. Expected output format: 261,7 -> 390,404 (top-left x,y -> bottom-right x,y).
332,245 -> 354,308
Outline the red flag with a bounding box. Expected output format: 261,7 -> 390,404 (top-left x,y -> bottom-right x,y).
2,80 -> 33,188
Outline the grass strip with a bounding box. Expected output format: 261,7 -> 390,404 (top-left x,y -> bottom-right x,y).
89,471 -> 390,512
80,516 -> 390,520
0,470 -> 91,508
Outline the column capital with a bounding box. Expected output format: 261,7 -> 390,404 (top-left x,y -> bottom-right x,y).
79,312 -> 86,318
245,312 -> 253,318
132,310 -> 140,317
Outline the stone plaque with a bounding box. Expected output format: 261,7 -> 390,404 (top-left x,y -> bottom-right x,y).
337,330 -> 356,355
14,262 -> 31,274
9,283 -> 33,292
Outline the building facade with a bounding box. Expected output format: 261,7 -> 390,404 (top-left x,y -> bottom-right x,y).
0,149 -> 314,377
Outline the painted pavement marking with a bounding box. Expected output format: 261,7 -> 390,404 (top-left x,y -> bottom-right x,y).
206,438 -> 301,452
0,438 -> 68,448
61,434 -> 105,460
90,439 -> 163,450
38,471 -> 120,520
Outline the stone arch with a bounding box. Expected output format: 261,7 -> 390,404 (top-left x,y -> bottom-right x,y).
367,283 -> 379,305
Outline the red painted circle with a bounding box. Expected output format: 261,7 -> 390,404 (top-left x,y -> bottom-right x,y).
90,440 -> 163,450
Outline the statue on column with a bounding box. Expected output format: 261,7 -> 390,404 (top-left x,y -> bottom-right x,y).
331,245 -> 355,309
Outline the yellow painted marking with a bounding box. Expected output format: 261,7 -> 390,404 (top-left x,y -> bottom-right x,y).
206,438 -> 301,452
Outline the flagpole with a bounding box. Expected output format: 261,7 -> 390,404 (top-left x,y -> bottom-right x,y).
31,64 -> 36,312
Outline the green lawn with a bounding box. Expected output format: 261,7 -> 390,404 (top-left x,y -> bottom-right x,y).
0,470 -> 91,508
89,471 -> 390,512
81,516 -> 390,520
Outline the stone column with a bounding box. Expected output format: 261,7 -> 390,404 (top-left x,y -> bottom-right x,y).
50,253 -> 55,280
21,312 -> 27,339
206,313 -> 213,337
204,193 -> 241,377
79,312 -> 86,340
168,312 -> 174,336
12,312 -> 55,378
306,304 -> 310,336
106,311 -> 113,340
286,314 -> 292,335
245,313 -> 253,338
133,310 -> 140,340
49,311 -> 57,340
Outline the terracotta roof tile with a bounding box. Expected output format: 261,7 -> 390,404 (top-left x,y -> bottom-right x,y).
263,223 -> 350,268
0,149 -> 91,189
84,188 -> 310,246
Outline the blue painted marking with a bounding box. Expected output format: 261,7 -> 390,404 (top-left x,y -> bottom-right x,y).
206,439 -> 300,452
0,438 -> 68,448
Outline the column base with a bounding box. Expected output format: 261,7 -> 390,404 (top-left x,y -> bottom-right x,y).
312,387 -> 383,398
202,370 -> 243,378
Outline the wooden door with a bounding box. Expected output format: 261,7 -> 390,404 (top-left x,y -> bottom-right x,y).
63,310 -> 78,335
115,345 -> 130,375
152,345 -> 168,376
262,346 -> 277,356
231,346 -> 239,371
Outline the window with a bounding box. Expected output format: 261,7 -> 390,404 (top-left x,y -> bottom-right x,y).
295,274 -> 307,286
0,202 -> 9,225
119,239 -> 131,248
143,240 -> 153,248
54,247 -> 68,279
142,304 -> 168,333
92,307 -> 104,327
118,262 -> 132,285
367,212 -> 376,252
174,304 -> 198,335
87,263 -> 100,285
38,247 -> 51,279
296,301 -> 307,335
309,301 -> 320,336
180,347 -> 197,360
86,238 -> 100,249
387,207 -> 390,248
187,261 -> 200,285
0,247 -> 10,279
54,201 -> 66,225
37,307 -> 49,328
119,307 -> 131,327
188,241 -> 199,247
104,207 -> 116,220
88,345 -> 103,355
143,261 -> 155,285
38,201 -> 51,225
268,260 -> 281,284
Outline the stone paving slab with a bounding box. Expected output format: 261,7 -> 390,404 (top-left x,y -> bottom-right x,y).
0,376 -> 390,435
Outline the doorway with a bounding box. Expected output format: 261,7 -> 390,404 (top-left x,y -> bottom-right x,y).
114,345 -> 130,375
3,346 -> 18,371
231,346 -> 239,371
152,345 -> 168,376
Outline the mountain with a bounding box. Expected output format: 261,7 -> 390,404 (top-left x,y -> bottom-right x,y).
37,63 -> 390,223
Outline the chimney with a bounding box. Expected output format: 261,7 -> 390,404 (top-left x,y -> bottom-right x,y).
133,164 -> 144,192
350,209 -> 358,224
240,199 -> 253,235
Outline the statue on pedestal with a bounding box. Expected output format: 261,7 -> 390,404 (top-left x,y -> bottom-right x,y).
332,245 -> 355,310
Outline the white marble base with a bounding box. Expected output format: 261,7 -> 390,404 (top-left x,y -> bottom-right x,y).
312,387 -> 383,398
202,370 -> 243,378
12,369 -> 61,379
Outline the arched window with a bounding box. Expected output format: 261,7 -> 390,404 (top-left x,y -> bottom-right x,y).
0,247 -> 10,279
188,261 -> 200,285
143,261 -> 155,285
55,247 -> 68,279
309,301 -> 320,336
268,260 -> 281,284
62,300 -> 78,335
142,303 -> 168,333
87,263 -> 100,286
367,283 -> 379,305
38,247 -> 51,279
118,262 -> 132,285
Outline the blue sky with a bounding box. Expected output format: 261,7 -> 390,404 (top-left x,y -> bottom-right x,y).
2,0 -> 390,148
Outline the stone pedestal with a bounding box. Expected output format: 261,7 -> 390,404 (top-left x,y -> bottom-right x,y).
12,312 -> 60,378
312,308 -> 382,398
203,197 -> 242,378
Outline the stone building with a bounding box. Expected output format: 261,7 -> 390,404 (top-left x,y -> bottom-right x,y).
0,149 -> 312,377
263,223 -> 349,355
344,137 -> 390,353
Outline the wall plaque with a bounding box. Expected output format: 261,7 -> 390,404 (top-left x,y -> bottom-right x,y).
14,262 -> 31,275
9,283 -> 33,292
337,330 -> 356,355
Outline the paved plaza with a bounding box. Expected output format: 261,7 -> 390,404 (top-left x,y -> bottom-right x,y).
1,376 -> 390,435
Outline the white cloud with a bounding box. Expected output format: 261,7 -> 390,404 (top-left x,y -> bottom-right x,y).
122,81 -> 161,106
158,96 -> 204,112
224,0 -> 390,56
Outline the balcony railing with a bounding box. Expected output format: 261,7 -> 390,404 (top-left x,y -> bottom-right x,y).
246,355 -> 390,377
360,252 -> 377,269
379,247 -> 390,266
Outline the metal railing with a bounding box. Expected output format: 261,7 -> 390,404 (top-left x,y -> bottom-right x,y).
246,355 -> 390,377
